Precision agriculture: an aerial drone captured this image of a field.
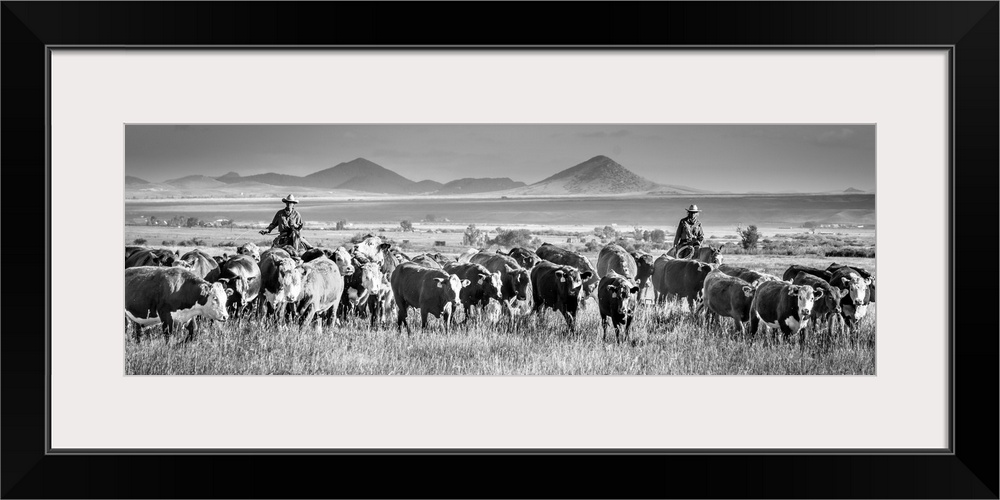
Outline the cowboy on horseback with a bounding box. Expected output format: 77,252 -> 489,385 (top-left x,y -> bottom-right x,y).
672,204 -> 705,259
259,194 -> 311,253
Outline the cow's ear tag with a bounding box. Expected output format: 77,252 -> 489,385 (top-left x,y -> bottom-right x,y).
559,277 -> 566,282
437,282 -> 443,288
477,277 -> 485,285
226,288 -> 234,296
611,292 -> 617,298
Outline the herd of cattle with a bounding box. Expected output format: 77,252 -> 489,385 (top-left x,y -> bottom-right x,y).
124,235 -> 875,346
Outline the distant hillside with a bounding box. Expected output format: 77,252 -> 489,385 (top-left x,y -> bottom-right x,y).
510,155 -> 659,195
436,177 -> 526,194
125,175 -> 149,186
844,187 -> 865,193
164,175 -> 227,189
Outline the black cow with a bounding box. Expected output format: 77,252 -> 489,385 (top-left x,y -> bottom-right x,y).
791,271 -> 847,341
212,253 -> 230,265
749,280 -> 824,347
700,269 -> 756,335
180,249 -> 221,282
390,262 -> 469,334
294,257 -> 345,329
499,247 -> 541,270
125,266 -> 229,343
257,247 -> 305,318
410,254 -> 444,269
443,262 -> 503,323
629,251 -> 655,300
470,252 -> 531,307
597,271 -> 640,343
781,265 -> 833,283
597,244 -> 638,281
827,263 -> 875,302
339,255 -> 372,319
652,258 -> 716,310
829,266 -> 874,334
125,245 -> 146,261
719,264 -> 780,287
535,243 -> 599,305
530,261 -> 593,333
215,255 -> 261,317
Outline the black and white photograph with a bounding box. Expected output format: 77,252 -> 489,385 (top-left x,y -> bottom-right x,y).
124,124 -> 876,375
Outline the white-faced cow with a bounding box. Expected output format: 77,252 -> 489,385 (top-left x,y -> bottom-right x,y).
293,257 -> 345,329
535,243 -> 599,307
125,266 -> 229,343
352,234 -> 391,265
257,247 -> 305,319
469,252 -> 531,311
215,255 -> 261,318
829,266 -> 874,335
443,262 -> 503,323
700,269 -> 756,335
791,271 -> 848,342
237,242 -> 260,262
301,246 -> 355,276
530,260 -> 593,334
390,262 -> 469,334
597,271 -> 640,343
827,263 -> 875,303
749,280 -> 824,347
652,258 -> 716,311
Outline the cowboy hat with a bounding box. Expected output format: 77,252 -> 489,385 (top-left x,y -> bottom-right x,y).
685,204 -> 700,212
281,194 -> 299,204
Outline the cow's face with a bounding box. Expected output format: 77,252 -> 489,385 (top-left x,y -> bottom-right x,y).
238,243 -> 260,262
200,282 -> 230,322
839,273 -> 869,305
360,263 -> 385,295
486,271 -> 503,301
434,274 -> 470,304
607,280 -> 640,316
511,268 -> 530,301
275,258 -> 304,303
220,276 -> 250,308
708,246 -> 722,264
555,268 -> 587,298
788,284 -> 823,319
353,237 -> 386,264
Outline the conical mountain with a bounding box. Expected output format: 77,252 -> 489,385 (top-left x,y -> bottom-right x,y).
521,155 -> 659,194
304,158 -> 422,193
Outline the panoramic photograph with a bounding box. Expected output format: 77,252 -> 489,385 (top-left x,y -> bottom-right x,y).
124,124 -> 876,375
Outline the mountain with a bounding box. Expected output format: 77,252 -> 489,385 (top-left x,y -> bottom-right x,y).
844,187 -> 865,193
302,158 -> 414,193
511,155 -> 659,195
125,175 -> 149,185
215,171 -> 243,183
413,180 -> 446,193
435,178 -> 526,195
164,175 -> 227,189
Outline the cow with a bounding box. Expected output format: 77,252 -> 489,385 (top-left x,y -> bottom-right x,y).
827,263 -> 875,302
530,260 -> 593,333
443,262 -> 503,323
829,266 -> 874,335
700,269 -> 756,335
215,255 -> 261,317
180,249 -> 221,282
499,247 -> 541,270
340,255 -> 374,318
791,271 -> 848,343
652,258 -> 716,310
126,248 -> 185,268
470,252 -> 531,308
237,242 -> 260,262
356,262 -> 390,328
257,247 -> 305,319
457,248 -> 480,264
748,280 -> 824,347
597,271 -> 640,343
650,254 -> 674,304
390,262 -> 469,334
535,243 -> 599,305
597,244 -> 638,281
352,234 -> 391,265
293,257 -> 345,329
301,246 -> 355,276
630,251 -> 655,300
125,266 -> 229,344
781,265 -> 833,283
719,264 -> 781,287
125,245 -> 146,261
410,254 -> 444,269
212,253 -> 230,265
667,244 -> 722,263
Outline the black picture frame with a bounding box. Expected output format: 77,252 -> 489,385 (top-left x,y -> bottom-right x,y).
3,2 -> 996,498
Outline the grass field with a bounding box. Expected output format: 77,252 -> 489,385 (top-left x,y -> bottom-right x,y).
124,226 -> 876,375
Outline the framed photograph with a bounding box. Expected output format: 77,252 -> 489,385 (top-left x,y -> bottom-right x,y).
4,2 -> 996,498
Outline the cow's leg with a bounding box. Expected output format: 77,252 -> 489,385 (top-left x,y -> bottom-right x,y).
131,321 -> 143,343
396,304 -> 410,335
299,304 -> 316,329
748,313 -> 759,342
421,309 -> 431,333
181,319 -> 197,343
157,307 -> 174,344
561,310 -> 575,334
601,314 -> 608,342
623,315 -> 633,343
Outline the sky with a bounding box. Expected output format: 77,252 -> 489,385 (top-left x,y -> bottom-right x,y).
125,124 -> 876,192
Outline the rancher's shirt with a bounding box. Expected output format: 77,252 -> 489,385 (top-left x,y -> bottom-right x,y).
266,208 -> 303,235
673,216 -> 704,247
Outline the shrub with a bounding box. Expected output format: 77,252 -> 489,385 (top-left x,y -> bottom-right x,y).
650,229 -> 667,244
463,224 -> 484,246
216,241 -> 238,247
162,240 -> 176,246
584,239 -> 601,252
400,220 -> 413,232
335,220 -> 347,230
132,238 -> 147,245
425,214 -> 436,222
488,228 -> 533,248
736,224 -> 760,251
